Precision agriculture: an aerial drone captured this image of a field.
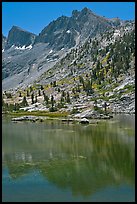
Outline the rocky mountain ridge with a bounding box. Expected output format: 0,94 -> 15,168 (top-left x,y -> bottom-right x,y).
2,7 -> 125,90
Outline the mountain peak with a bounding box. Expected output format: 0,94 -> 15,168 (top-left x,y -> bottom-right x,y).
81,7 -> 92,15
11,25 -> 22,30
10,25 -> 36,35
72,9 -> 80,17
6,26 -> 36,49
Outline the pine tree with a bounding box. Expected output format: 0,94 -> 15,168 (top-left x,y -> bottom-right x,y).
35,95 -> 37,103
21,96 -> 28,107
49,95 -> 55,112
38,89 -> 41,96
96,60 -> 100,71
27,90 -> 30,97
53,81 -> 56,87
60,96 -> 64,103
51,95 -> 54,108
44,94 -> 49,105
31,93 -> 34,104
72,88 -> 75,94
104,101 -> 107,113
66,92 -> 70,103
62,90 -> 66,97
30,86 -> 33,93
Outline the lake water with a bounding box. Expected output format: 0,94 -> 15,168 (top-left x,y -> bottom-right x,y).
2,115 -> 135,202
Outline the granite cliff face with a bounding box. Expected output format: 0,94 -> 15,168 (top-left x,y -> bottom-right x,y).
5,26 -> 36,49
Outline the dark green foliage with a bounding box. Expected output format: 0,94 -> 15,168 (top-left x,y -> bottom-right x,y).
104,101 -> 107,112
49,107 -> 57,112
21,96 -> 28,107
2,102 -> 21,112
27,90 -> 30,97
84,80 -> 93,95
5,92 -> 12,98
61,96 -> 64,103
66,92 -> 70,103
44,94 -> 49,105
49,95 -> 57,112
53,81 -> 57,87
62,90 -> 66,97
76,84 -> 81,93
71,108 -> 80,114
30,86 -> 33,93
96,60 -> 100,71
73,93 -> 79,99
72,88 -> 75,94
93,100 -> 97,110
57,102 -> 64,109
38,89 -> 41,96
51,95 -> 54,108
35,95 -> 37,103
31,93 -> 34,104
14,103 -> 20,111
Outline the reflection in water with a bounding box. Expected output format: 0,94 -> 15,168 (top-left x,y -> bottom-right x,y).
2,115 -> 135,202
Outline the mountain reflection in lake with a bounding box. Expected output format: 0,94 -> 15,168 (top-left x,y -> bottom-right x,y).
2,115 -> 135,202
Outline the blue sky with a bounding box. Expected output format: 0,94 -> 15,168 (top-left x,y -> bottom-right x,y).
2,2 -> 135,37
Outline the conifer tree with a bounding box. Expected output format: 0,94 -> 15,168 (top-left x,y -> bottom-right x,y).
31,93 -> 34,104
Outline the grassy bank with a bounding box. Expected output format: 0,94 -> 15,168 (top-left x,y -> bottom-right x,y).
4,111 -> 69,118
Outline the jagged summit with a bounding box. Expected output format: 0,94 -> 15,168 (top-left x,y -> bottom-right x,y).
81,7 -> 92,14
34,7 -> 113,50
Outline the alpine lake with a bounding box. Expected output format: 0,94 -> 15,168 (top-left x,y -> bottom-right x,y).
2,114 -> 135,202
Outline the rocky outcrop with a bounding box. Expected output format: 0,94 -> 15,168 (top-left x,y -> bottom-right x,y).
12,116 -> 39,122
2,34 -> 7,50
73,109 -> 113,120
110,93 -> 135,114
6,26 -> 36,49
79,118 -> 89,124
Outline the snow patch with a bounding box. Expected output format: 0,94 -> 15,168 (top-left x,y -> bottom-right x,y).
2,49 -> 4,53
113,30 -> 120,37
26,45 -> 32,50
66,30 -> 71,34
15,45 -> 26,50
15,45 -> 32,50
49,49 -> 53,54
61,48 -> 64,50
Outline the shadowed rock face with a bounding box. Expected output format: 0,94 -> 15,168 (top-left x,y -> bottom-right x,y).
5,26 -> 36,49
2,34 -> 7,49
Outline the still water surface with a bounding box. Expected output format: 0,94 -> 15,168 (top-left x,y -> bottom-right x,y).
2,115 -> 135,202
